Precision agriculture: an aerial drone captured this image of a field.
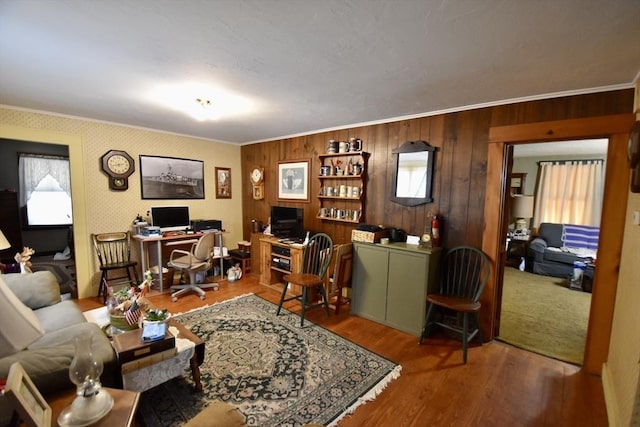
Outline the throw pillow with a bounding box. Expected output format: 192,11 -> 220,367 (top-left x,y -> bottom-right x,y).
0,276 -> 45,358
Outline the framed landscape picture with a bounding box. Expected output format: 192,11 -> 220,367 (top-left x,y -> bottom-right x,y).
139,155 -> 204,199
277,159 -> 310,202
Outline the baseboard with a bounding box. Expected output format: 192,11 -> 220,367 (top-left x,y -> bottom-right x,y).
602,362 -> 622,427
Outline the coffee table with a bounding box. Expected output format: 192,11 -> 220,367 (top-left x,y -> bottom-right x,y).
113,319 -> 205,392
84,307 -> 205,392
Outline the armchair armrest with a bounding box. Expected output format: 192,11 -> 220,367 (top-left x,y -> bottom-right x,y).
527,237 -> 547,262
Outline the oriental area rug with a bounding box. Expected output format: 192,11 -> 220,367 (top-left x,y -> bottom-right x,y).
138,294 -> 401,426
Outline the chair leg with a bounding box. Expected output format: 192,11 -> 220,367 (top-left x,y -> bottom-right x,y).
335,282 -> 343,315
473,312 -> 484,345
319,284 -> 330,316
100,271 -> 108,303
276,282 -> 289,316
133,267 -> 140,285
419,303 -> 435,344
126,268 -> 134,288
462,313 -> 469,364
300,286 -> 308,327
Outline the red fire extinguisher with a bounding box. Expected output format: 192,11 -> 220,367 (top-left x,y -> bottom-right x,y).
432,215 -> 441,247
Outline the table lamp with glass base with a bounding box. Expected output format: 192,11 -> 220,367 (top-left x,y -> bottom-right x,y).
58,336 -> 113,427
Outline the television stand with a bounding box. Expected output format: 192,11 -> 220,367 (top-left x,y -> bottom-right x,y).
259,235 -> 304,295
277,238 -> 303,244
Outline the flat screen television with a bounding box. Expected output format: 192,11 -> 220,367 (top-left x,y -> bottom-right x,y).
150,205 -> 190,232
270,206 -> 304,240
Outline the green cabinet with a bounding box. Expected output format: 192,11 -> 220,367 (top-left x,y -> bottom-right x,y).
352,242 -> 440,336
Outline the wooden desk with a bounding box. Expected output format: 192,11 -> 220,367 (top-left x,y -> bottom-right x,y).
48,387 -> 139,427
133,231 -> 226,292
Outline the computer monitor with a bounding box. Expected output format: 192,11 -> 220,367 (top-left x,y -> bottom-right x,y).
150,205 -> 190,232
270,206 -> 304,240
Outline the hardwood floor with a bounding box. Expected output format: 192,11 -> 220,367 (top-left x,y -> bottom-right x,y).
78,274 -> 608,427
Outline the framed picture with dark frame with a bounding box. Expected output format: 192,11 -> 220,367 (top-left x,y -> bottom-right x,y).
215,167 -> 231,199
139,155 -> 204,199
277,159 -> 310,202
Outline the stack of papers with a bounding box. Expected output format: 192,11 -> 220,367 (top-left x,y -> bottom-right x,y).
142,322 -> 166,342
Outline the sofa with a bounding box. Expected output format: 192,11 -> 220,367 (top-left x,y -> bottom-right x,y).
0,271 -> 117,425
528,222 -> 598,280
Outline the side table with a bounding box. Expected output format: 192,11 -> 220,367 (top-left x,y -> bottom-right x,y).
505,236 -> 531,269
48,387 -> 139,427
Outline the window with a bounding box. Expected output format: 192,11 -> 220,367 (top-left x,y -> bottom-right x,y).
534,160 -> 604,228
19,153 -> 72,226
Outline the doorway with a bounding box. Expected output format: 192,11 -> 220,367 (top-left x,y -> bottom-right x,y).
497,139 -> 607,365
481,113 -> 633,375
0,139 -> 77,296
0,124 -> 91,298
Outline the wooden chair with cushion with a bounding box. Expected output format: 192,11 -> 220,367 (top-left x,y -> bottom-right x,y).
167,232 -> 217,301
91,231 -> 139,303
419,245 -> 490,364
276,233 -> 334,327
327,243 -> 353,314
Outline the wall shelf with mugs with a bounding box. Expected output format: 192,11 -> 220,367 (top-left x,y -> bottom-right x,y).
317,147 -> 369,224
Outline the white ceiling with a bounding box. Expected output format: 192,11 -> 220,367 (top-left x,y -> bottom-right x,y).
1,0 -> 639,145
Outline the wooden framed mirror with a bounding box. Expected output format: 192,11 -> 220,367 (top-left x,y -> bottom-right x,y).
390,140 -> 436,206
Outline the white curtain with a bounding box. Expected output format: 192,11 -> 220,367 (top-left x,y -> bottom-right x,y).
533,160 -> 604,228
18,153 -> 71,206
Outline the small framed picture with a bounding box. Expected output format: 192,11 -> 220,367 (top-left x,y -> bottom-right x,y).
277,159 -> 310,202
4,362 -> 51,427
215,167 -> 232,199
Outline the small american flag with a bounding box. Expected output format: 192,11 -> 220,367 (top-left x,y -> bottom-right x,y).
124,298 -> 141,325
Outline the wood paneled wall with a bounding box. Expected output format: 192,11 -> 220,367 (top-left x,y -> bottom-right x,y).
240,89 -> 634,246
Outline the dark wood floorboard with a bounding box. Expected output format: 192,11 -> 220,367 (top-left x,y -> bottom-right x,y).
77,274 -> 608,427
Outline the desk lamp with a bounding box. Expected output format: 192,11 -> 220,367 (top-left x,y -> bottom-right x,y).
512,195 -> 534,236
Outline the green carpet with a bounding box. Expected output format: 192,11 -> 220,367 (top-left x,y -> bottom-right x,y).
138,294 -> 401,426
499,268 -> 591,365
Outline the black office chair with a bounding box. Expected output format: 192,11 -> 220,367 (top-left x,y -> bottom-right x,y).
91,231 -> 140,303
419,246 -> 490,363
276,233 -> 333,327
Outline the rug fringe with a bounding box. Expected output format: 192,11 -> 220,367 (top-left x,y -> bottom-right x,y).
327,364 -> 403,427
171,293 -> 255,317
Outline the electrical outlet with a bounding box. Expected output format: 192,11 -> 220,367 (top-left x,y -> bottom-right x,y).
633,210 -> 640,226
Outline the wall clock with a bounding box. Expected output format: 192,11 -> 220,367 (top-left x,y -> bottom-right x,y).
628,120 -> 640,169
250,167 -> 264,200
100,150 -> 135,191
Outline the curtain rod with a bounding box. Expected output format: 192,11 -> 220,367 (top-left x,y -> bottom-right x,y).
537,159 -> 604,165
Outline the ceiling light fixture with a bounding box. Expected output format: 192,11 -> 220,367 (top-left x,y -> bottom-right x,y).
191,98 -> 218,122
148,82 -> 257,122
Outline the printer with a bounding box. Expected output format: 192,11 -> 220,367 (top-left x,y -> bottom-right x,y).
190,219 -> 222,232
